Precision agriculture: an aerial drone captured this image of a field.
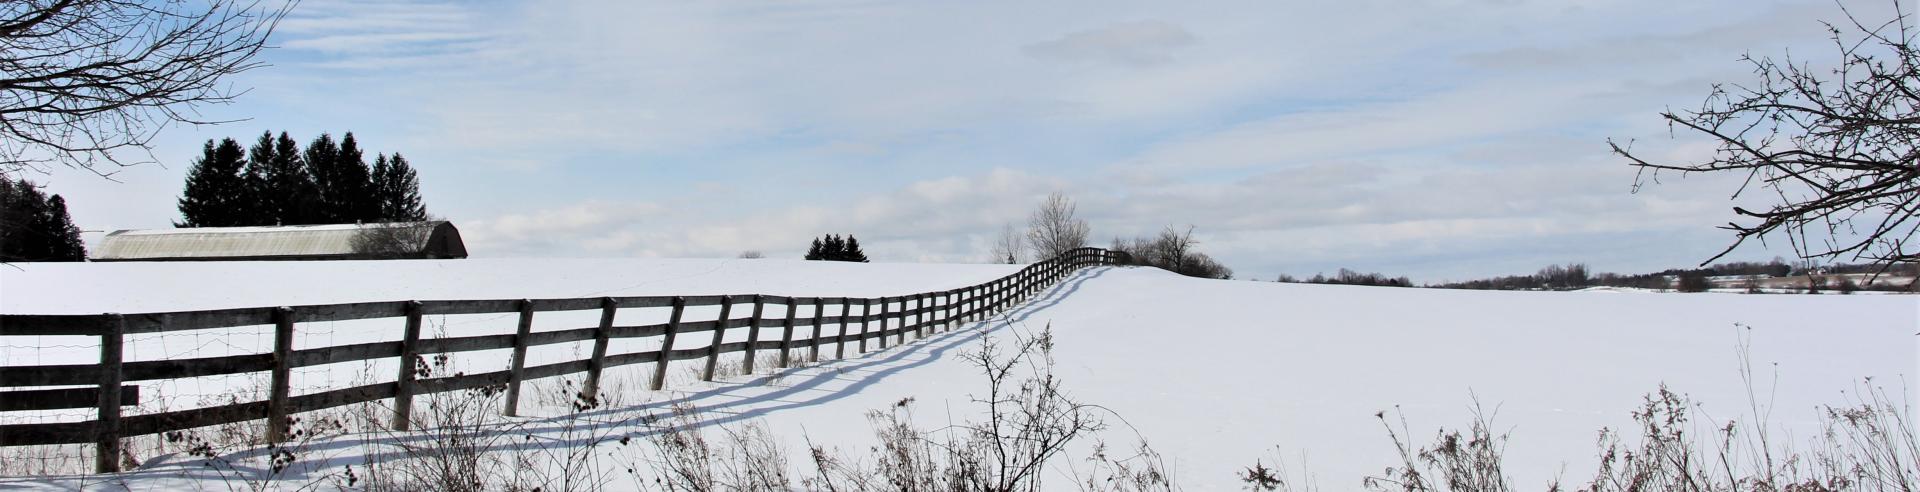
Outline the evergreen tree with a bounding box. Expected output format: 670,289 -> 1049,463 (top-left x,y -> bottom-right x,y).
824,234 -> 845,259
806,237 -> 825,260
176,138 -> 250,227
239,132 -> 274,226
270,132 -> 321,225
0,179 -> 48,260
304,133 -> 347,222
44,195 -> 85,261
372,153 -> 427,221
840,235 -> 869,262
184,130 -> 429,226
804,234 -> 870,262
334,132 -> 376,222
0,177 -> 86,262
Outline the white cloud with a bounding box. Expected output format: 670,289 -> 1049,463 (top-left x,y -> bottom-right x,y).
1023,21 -> 1197,67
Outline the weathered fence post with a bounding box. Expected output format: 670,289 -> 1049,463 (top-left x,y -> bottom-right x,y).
892,296 -> 906,347
743,295 -> 765,374
94,314 -> 125,473
1018,268 -> 1030,303
583,297 -> 618,399
969,285 -> 980,322
779,297 -> 798,368
879,297 -> 893,349
651,296 -> 686,391
858,299 -> 873,353
1037,264 -> 1048,295
947,290 -> 959,328
940,291 -> 950,330
937,291 -> 950,331
914,294 -> 927,338
903,294 -> 916,340
808,298 -> 824,363
1043,260 -> 1053,290
1013,268 -> 1024,303
1019,268 -> 1029,302
392,301 -> 424,431
504,300 -> 534,417
960,287 -> 972,323
266,307 -> 296,443
702,295 -> 735,382
835,300 -> 851,359
992,278 -> 1004,313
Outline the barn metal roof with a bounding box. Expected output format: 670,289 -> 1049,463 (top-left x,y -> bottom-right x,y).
93,222 -> 464,261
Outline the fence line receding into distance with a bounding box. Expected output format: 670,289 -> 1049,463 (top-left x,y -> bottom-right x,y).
0,247 -> 1124,473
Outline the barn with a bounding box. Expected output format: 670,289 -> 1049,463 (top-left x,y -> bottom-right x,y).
91,222 -> 468,261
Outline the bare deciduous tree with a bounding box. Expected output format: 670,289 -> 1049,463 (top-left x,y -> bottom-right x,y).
1152,225 -> 1196,273
1025,191 -> 1089,259
989,222 -> 1025,264
737,250 -> 765,259
2,0 -> 291,176
1611,2 -> 1920,271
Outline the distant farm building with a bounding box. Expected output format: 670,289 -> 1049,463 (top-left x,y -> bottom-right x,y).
92,222 -> 468,261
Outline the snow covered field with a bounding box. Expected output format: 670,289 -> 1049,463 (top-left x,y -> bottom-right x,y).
1,259 -> 1916,489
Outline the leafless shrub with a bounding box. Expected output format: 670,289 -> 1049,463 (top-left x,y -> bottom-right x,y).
337,352 -> 516,492
1076,441 -> 1178,492
1237,450 -> 1318,492
636,402 -> 793,491
720,423 -> 794,491
1363,399 -> 1511,492
647,403 -> 719,491
797,325 -> 1149,492
737,251 -> 765,259
1348,377 -> 1920,492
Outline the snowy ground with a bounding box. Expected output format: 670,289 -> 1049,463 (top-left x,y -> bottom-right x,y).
1,259 -> 1916,490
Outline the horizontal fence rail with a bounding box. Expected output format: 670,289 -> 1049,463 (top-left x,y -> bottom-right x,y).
0,247 -> 1125,473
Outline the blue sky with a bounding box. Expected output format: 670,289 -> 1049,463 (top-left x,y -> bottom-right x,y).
29,0 -> 1895,282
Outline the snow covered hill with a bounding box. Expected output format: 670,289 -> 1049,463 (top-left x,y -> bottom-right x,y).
1,259 -> 1915,489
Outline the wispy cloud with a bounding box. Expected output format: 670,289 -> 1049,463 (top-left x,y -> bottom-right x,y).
1023,21 -> 1197,67
41,0 -> 1867,283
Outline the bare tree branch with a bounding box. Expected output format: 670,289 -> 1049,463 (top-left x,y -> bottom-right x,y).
1614,0 -> 1920,272
1,0 -> 292,177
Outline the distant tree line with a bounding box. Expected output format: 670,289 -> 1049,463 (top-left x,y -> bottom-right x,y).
1278,257 -> 1916,293
1109,225 -> 1233,279
177,131 -> 428,228
1274,269 -> 1413,288
1424,263 -> 1595,291
0,177 -> 86,262
805,234 -> 869,262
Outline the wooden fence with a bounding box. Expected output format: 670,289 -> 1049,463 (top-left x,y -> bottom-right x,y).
0,247 -> 1124,473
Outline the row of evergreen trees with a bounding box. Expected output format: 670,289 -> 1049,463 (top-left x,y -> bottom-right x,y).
805,234 -> 869,262
177,131 -> 428,228
1,177 -> 86,262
